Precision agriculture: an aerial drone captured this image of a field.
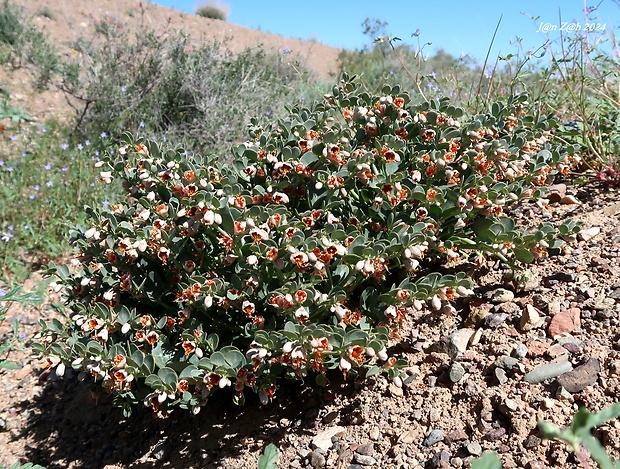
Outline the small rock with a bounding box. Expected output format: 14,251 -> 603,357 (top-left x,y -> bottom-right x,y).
547,343 -> 570,358
430,450 -> 451,468
556,386 -> 575,402
470,328 -> 483,346
446,428 -> 468,443
465,305 -> 491,326
484,427 -> 507,441
495,368 -> 509,385
448,329 -> 475,356
520,305 -> 545,331
369,427 -> 380,441
424,429 -> 444,447
526,340 -> 550,358
389,384 -> 404,397
309,450 -> 326,468
151,440 -> 170,461
523,359 -> 573,384
524,435 -> 542,449
496,355 -> 519,370
346,465 -> 363,469
485,313 -> 509,328
548,308 -> 581,338
513,344 -> 529,359
13,365 -> 33,381
486,288 -> 515,304
466,442 -> 483,456
578,226 -> 600,242
311,426 -> 345,452
559,195 -> 581,205
449,362 -> 466,383
353,454 -> 376,466
556,358 -> 601,393
545,271 -> 576,283
355,444 -> 374,456
399,428 -> 422,444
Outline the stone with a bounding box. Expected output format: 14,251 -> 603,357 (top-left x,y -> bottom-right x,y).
355,444 -> 374,456
389,384 -> 404,397
13,365 -> 33,381
353,454 -> 376,466
523,359 -> 573,384
486,288 -> 515,303
430,450 -> 451,468
520,305 -> 545,331
445,428 -> 468,443
578,226 -> 601,242
309,450 -> 326,468
150,440 -> 171,461
495,355 -> 519,370
559,195 -> 581,205
556,358 -> 601,393
322,411 -> 338,424
548,308 -> 581,338
513,344 -> 529,359
524,435 -> 542,449
448,329 -> 475,356
449,362 -> 466,383
399,428 -> 422,444
556,386 -> 575,402
369,427 -> 380,441
495,368 -> 509,385
484,427 -> 507,441
466,442 -> 483,456
526,340 -> 550,358
424,429 -> 444,447
311,426 -> 345,452
484,313 -> 509,328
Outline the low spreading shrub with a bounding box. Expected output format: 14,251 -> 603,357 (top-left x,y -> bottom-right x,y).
34,74 -> 581,415
195,3 -> 228,21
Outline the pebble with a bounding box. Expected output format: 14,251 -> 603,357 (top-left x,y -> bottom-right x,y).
520,305 -> 545,331
389,384 -> 404,397
322,411 -> 338,424
353,454 -> 376,466
355,444 -> 374,456
523,359 -> 573,384
513,343 -> 529,359
424,429 -> 444,447
578,226 -> 601,242
548,308 -> 581,337
449,362 -> 466,383
486,288 -> 515,303
559,195 -> 581,205
556,358 -> 601,393
309,450 -> 326,468
369,427 -> 380,441
311,426 -> 345,452
524,435 -> 542,449
150,439 -> 170,461
484,312 -> 509,328
495,368 -> 509,385
496,356 -> 519,370
445,428 -> 468,443
448,329 -> 475,356
466,441 -> 482,456
430,450 -> 451,468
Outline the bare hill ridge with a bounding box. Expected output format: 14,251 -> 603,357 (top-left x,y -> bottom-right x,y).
5,0 -> 343,120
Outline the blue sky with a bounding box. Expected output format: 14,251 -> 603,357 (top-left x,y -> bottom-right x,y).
150,0 -> 618,62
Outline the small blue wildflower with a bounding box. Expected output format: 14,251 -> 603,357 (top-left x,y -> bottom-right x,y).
29,194 -> 36,200
121,86 -> 127,93
21,152 -> 26,157
102,200 -> 110,208
90,182 -> 95,187
61,142 -> 69,150
0,160 -> 4,166
95,150 -> 100,156
34,184 -> 40,191
109,150 -> 114,155
45,163 -> 52,170
77,143 -> 84,150
46,180 -> 53,187
6,166 -> 13,172
0,288 -> 6,297
23,224 -> 29,230
62,166 -> 69,172
41,127 -> 47,133
1,232 -> 13,242
139,121 -> 145,128
10,135 -> 17,141
100,131 -> 108,138
8,225 -> 13,231
85,140 -> 91,146
412,29 -> 421,37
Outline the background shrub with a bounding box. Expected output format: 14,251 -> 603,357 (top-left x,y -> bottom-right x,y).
195,2 -> 228,21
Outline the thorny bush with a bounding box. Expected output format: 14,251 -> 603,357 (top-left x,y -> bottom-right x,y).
34,75 -> 581,416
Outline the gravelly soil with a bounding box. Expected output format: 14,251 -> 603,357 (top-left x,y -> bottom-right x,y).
1,183 -> 620,469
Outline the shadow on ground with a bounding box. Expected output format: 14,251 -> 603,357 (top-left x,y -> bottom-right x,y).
18,371 -> 343,469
